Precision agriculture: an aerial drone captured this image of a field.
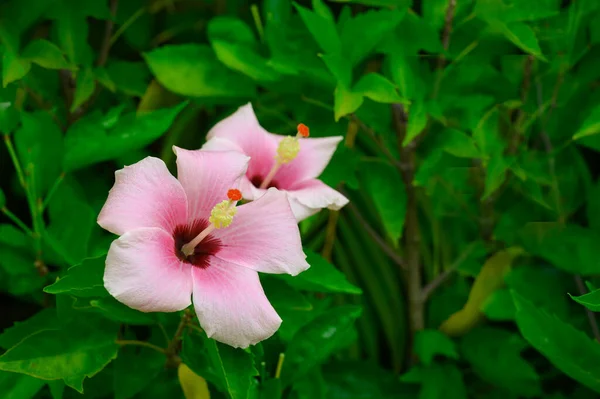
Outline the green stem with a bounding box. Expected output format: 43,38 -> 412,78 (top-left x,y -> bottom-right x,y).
250,4 -> 265,42
3,135 -> 25,188
110,8 -> 145,47
1,207 -> 33,236
41,172 -> 65,211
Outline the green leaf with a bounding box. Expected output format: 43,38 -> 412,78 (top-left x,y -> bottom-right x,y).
106,61 -> 150,97
0,101 -> 20,133
334,84 -> 363,122
207,16 -> 257,45
438,129 -> 481,158
212,40 -> 280,82
401,363 -> 467,399
44,256 -> 108,297
21,39 -> 70,69
460,326 -> 541,396
353,73 -> 407,104
573,105 -> 600,140
475,0 -> 559,23
293,2 -> 341,54
15,111 -> 64,195
206,339 -> 257,399
114,348 -> 165,399
143,44 -> 255,98
493,21 -> 546,61
70,67 -> 95,112
570,288 -> 600,312
0,309 -> 60,350
45,178 -> 96,266
339,10 -> 405,66
0,188 -> 4,208
63,102 -> 186,171
90,296 -> 156,325
262,277 -> 313,312
2,52 -> 31,87
320,53 -> 351,87
403,100 -> 427,146
0,371 -> 46,399
178,363 -> 211,399
359,160 -> 406,242
387,50 -> 423,101
328,0 -> 410,7
512,291 -> 600,394
414,329 -> 458,366
483,155 -> 511,199
50,9 -> 92,65
0,316 -> 119,393
587,179 -> 600,232
277,249 -> 361,294
281,305 -> 361,386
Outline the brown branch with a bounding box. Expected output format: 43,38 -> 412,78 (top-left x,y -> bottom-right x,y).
345,201 -> 406,270
574,275 -> 600,342
393,104 -> 424,339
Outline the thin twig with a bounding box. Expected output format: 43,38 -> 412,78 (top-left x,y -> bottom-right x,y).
432,0 -> 457,98
97,0 -> 119,67
421,242 -> 476,302
574,275 -> 600,342
350,114 -> 402,171
345,202 -> 405,269
167,309 -> 192,355
116,339 -> 167,354
1,207 -> 33,236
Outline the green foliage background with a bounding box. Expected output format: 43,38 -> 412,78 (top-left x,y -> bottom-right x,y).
2,0 -> 600,397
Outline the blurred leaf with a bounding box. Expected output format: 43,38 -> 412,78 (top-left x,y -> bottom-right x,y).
15,111 -> 64,195
207,16 -> 256,44
212,40 -> 280,82
70,67 -> 95,112
353,73 -> 406,104
324,361 -> 408,399
44,256 -> 108,297
277,249 -> 361,294
0,101 -> 20,133
570,288 -> 600,312
0,371 -> 46,399
483,155 -> 511,199
281,305 -> 361,386
294,1 -> 341,54
401,363 -> 467,399
115,348 -> 165,399
0,315 -> 118,393
460,327 -> 541,397
403,100 -> 427,146
438,129 -> 481,158
340,10 -> 405,66
588,180 -> 600,232
21,39 -> 70,69
2,52 -> 31,87
204,338 -> 257,399
359,160 -> 406,242
106,61 -> 150,97
334,84 -> 363,121
440,247 -> 524,336
573,105 -> 600,140
320,53 -> 351,87
262,277 -> 313,312
414,329 -> 458,366
0,188 -> 5,208
328,0 -> 411,7
143,44 -> 255,98
64,102 -> 186,171
179,363 -> 210,399
513,291 -> 600,394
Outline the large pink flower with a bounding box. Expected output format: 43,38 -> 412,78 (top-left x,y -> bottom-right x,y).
202,103 -> 349,221
97,148 -> 309,348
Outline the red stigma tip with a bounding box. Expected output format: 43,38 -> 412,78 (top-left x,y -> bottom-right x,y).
297,123 -> 310,137
227,189 -> 242,201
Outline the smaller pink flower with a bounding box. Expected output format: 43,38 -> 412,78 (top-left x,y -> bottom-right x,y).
97,148 -> 309,348
202,103 -> 349,221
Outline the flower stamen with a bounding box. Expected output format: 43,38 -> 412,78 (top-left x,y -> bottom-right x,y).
180,190 -> 240,257
259,124 -> 309,189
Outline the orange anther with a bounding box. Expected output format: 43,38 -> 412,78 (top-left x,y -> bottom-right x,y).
227,189 -> 242,201
297,123 -> 310,137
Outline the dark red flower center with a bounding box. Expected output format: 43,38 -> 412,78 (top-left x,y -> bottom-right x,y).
173,219 -> 222,268
250,174 -> 280,189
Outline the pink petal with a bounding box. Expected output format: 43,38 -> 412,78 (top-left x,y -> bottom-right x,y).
98,157 -> 187,236
174,147 -> 249,220
205,104 -> 278,185
192,257 -> 281,348
275,136 -> 344,185
287,179 -> 349,221
104,228 -> 192,312
213,188 -> 309,275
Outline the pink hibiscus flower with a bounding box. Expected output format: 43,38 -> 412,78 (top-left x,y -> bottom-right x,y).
97,148 -> 309,348
202,103 -> 349,221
